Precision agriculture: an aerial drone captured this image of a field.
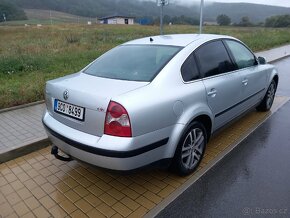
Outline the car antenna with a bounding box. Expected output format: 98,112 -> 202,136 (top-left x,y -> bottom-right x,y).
150,37 -> 154,42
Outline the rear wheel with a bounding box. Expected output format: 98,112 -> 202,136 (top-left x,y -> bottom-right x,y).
172,121 -> 207,176
256,80 -> 277,112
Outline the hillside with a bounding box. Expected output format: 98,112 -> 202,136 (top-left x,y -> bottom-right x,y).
0,1 -> 27,22
2,0 -> 290,23
3,0 -> 196,18
204,3 -> 290,23
24,9 -> 91,23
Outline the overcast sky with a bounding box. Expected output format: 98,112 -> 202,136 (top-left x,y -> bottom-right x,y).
160,0 -> 290,7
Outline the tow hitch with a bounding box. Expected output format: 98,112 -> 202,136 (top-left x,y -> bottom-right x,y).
51,146 -> 72,162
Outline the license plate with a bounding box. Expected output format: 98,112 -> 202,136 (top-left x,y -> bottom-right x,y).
54,99 -> 85,121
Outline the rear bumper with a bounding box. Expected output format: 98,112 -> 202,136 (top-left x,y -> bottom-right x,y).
42,111 -> 174,170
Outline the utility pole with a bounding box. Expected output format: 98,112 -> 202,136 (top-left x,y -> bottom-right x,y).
199,0 -> 204,34
157,0 -> 169,35
160,2 -> 164,35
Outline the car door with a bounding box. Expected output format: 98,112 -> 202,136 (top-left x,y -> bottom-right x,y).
195,40 -> 242,130
224,39 -> 268,112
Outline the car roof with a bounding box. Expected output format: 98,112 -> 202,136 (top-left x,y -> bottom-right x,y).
123,34 -> 235,47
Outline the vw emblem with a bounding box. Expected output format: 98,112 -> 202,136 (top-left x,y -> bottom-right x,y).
63,90 -> 69,100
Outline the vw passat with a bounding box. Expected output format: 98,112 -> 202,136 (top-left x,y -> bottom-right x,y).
43,34 -> 278,175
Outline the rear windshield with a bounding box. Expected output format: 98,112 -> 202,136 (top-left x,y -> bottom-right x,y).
84,45 -> 182,82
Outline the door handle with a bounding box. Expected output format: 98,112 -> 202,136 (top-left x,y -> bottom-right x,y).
242,79 -> 248,86
207,89 -> 217,97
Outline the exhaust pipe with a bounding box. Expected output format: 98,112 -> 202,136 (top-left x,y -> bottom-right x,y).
51,145 -> 72,162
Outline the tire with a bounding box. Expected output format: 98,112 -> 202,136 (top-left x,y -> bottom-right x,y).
256,80 -> 277,112
171,121 -> 207,176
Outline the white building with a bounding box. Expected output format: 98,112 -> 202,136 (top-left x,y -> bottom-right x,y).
99,15 -> 135,25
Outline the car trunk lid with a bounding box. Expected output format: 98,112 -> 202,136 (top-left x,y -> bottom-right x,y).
45,72 -> 148,136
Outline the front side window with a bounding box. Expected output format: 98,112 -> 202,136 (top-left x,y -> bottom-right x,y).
195,40 -> 235,78
84,45 -> 182,82
181,54 -> 200,82
225,40 -> 257,69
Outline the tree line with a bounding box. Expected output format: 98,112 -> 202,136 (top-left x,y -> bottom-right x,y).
136,15 -> 200,26
138,14 -> 290,27
216,14 -> 290,27
265,15 -> 290,27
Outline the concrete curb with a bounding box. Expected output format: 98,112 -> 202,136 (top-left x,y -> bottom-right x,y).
0,137 -> 50,164
268,55 -> 290,64
0,100 -> 45,114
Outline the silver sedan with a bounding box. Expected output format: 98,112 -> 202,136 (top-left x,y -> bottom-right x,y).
43,34 -> 278,176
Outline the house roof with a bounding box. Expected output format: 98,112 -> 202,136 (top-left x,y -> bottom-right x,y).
99,15 -> 135,20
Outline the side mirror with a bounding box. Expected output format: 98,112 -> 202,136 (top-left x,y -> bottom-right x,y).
258,56 -> 267,65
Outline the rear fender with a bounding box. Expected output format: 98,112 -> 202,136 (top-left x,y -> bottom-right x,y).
269,68 -> 279,86
164,103 -> 214,158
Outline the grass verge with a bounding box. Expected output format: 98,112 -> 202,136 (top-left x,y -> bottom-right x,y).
0,24 -> 290,109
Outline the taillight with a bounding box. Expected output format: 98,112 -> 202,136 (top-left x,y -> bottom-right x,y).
104,101 -> 132,137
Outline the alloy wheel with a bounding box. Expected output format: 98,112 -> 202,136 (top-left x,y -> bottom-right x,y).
181,127 -> 205,170
266,82 -> 276,109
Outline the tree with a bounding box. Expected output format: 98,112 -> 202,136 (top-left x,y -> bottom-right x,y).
265,14 -> 290,27
172,15 -> 199,25
239,16 -> 252,27
216,14 -> 231,26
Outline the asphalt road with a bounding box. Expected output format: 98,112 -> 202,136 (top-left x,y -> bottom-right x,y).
275,57 -> 290,96
157,57 -> 290,218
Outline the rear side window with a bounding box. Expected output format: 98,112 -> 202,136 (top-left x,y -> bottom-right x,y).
181,54 -> 200,82
225,40 -> 257,69
195,40 -> 235,78
84,45 -> 182,82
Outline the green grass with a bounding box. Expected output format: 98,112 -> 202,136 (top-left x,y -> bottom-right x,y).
0,24 -> 290,109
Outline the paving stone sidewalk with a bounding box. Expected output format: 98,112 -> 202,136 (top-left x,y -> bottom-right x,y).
0,104 -> 48,163
256,44 -> 290,63
0,44 -> 289,162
